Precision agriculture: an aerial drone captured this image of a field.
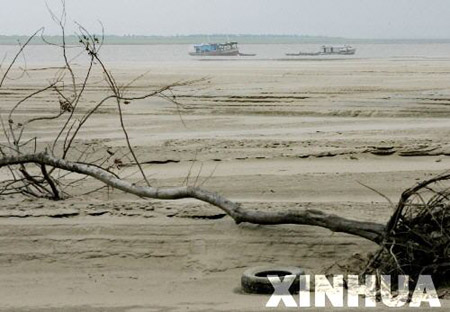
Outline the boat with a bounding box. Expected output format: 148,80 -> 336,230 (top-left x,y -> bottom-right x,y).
321,45 -> 356,55
286,45 -> 356,56
189,42 -> 255,57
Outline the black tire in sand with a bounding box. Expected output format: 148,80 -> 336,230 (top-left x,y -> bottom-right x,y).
241,266 -> 305,294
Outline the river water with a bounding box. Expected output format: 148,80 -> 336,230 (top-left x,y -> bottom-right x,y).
1,43 -> 450,65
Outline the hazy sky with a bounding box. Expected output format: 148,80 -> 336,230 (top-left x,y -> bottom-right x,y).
1,0 -> 450,39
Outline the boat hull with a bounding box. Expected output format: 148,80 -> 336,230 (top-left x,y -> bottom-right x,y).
286,46 -> 356,56
286,50 -> 356,56
189,49 -> 240,56
286,52 -> 321,56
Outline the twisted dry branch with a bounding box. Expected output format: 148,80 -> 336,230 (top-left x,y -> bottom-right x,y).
0,152 -> 386,243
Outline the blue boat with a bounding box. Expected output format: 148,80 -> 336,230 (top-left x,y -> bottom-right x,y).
189,42 -> 241,56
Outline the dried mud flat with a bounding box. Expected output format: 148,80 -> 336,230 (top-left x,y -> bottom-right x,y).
1,57 -> 450,311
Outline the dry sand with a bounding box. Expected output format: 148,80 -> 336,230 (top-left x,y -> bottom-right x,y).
1,57 -> 450,311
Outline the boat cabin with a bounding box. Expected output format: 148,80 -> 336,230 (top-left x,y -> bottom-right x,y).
193,42 -> 238,54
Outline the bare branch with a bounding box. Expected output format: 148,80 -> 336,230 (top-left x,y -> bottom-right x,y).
0,152 -> 386,243
0,28 -> 44,88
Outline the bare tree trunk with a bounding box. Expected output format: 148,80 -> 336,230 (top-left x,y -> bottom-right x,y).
0,152 -> 386,243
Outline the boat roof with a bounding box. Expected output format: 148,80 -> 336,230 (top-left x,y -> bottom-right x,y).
321,45 -> 352,48
193,41 -> 238,47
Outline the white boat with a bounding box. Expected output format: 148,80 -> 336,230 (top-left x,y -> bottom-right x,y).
320,45 -> 356,55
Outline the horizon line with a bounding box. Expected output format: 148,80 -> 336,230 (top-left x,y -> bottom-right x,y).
1,34 -> 450,41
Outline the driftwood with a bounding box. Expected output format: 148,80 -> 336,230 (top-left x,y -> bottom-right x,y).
0,152 -> 385,243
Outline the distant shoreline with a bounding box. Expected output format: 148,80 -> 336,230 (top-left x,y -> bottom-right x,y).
1,34 -> 450,45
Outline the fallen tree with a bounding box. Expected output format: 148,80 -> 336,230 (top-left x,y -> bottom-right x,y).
0,151 -> 386,243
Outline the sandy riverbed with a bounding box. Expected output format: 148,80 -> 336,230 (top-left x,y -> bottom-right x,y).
0,57 -> 450,311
